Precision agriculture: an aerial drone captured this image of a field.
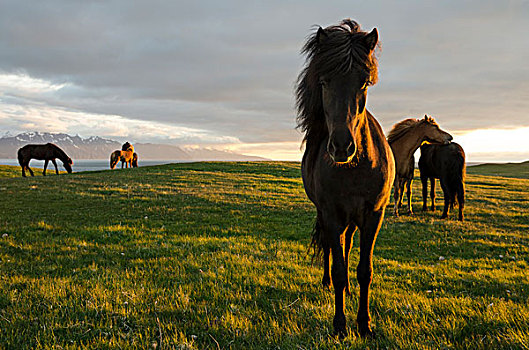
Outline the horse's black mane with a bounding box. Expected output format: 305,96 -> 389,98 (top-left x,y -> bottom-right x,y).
295,19 -> 379,164
47,143 -> 69,161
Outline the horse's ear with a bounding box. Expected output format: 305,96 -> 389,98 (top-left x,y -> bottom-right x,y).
363,28 -> 378,52
316,27 -> 327,43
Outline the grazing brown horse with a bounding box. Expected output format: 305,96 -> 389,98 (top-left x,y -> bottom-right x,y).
419,142 -> 466,221
17,143 -> 73,177
387,116 -> 453,216
296,19 -> 395,338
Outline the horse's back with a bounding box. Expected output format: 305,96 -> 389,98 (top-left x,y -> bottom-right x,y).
17,144 -> 53,160
419,143 -> 465,178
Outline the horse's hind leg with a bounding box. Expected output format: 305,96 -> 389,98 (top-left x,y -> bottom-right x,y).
43,160 -> 49,176
322,243 -> 331,289
356,209 -> 384,338
315,213 -> 331,290
406,179 -> 413,214
457,183 -> 465,221
51,159 -> 58,174
440,179 -> 450,219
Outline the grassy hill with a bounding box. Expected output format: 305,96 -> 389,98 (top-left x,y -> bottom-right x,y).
467,160 -> 529,179
0,162 -> 528,349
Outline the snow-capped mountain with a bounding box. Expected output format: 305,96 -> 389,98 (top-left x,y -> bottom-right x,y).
0,132 -> 266,161
0,132 -> 122,159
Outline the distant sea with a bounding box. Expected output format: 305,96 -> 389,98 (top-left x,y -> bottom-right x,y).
1,159 -> 488,173
0,159 -> 188,172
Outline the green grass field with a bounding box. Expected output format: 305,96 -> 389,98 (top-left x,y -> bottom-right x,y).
0,162 -> 528,349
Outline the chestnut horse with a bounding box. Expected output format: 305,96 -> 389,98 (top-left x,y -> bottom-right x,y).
17,143 -> 73,177
296,19 -> 395,338
387,116 -> 452,216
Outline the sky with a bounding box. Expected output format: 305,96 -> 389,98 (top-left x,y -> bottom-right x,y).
0,0 -> 528,162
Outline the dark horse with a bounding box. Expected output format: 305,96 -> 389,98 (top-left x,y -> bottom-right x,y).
17,143 -> 73,177
419,142 -> 466,221
131,153 -> 138,168
296,20 -> 395,338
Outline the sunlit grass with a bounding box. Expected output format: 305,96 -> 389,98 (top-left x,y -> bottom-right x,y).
0,162 -> 527,349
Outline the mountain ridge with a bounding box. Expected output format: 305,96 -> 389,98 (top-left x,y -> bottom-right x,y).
0,132 -> 267,161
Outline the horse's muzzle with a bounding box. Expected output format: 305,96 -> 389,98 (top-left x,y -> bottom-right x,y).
328,138 -> 356,164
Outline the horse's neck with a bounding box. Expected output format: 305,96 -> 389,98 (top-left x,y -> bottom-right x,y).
352,112 -> 382,165
53,147 -> 67,162
390,128 -> 423,169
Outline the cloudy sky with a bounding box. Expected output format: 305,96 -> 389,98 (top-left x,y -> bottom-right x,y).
0,0 -> 528,161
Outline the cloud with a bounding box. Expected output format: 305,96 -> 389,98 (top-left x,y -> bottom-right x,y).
0,0 -> 528,160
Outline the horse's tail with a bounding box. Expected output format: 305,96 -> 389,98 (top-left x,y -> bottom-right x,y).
17,148 -> 24,166
309,212 -> 324,263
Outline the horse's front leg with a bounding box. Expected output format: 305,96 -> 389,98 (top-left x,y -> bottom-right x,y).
324,216 -> 348,338
51,159 -> 59,175
421,175 -> 428,211
43,160 -> 49,176
430,177 -> 436,211
357,209 -> 384,338
406,179 -> 413,214
28,166 -> 34,177
344,224 -> 357,296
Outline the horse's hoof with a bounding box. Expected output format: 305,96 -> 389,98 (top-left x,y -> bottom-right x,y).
358,327 -> 375,339
333,327 -> 348,339
345,285 -> 352,297
440,215 -> 447,219
333,315 -> 347,339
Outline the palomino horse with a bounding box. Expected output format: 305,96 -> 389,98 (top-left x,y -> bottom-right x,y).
296,19 -> 395,337
419,142 -> 466,221
17,143 -> 73,177
387,115 -> 452,216
109,142 -> 135,169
